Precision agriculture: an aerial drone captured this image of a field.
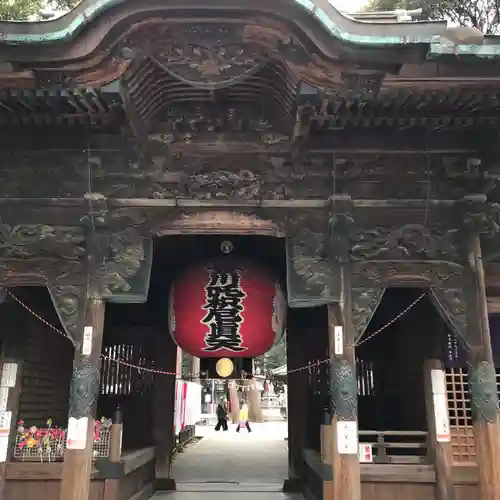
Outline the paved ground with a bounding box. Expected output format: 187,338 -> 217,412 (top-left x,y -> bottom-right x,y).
151,421 -> 295,499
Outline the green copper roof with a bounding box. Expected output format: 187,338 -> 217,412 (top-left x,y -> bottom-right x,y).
0,0 -> 444,46
0,0 -> 496,60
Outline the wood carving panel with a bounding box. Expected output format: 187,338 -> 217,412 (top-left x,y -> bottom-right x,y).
123,23 -> 267,87
150,104 -> 290,144
352,287 -> 385,343
351,261 -> 462,289
0,152 -> 89,198
0,224 -> 85,260
429,287 -> 466,344
0,148 -> 331,201
348,225 -> 458,262
286,211 -> 340,307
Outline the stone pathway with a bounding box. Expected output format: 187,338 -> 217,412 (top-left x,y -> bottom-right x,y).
151,422 -> 298,499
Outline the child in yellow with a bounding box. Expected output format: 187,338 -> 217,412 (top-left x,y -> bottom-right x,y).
236,401 -> 252,433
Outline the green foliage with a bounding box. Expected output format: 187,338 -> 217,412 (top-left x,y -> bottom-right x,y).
0,0 -> 81,21
0,0 -> 44,21
255,336 -> 287,374
364,0 -> 500,34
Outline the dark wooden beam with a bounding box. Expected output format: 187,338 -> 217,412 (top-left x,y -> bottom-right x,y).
0,129 -> 480,154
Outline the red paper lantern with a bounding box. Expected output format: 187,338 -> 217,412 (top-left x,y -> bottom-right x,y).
169,260 -> 286,358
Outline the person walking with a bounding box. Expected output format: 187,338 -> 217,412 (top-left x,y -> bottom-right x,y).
236,401 -> 252,433
215,397 -> 229,431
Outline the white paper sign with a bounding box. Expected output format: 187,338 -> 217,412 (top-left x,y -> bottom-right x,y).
359,443 -> 373,463
334,326 -> 344,356
67,417 -> 89,450
0,388 -> 9,411
337,421 -> 358,455
433,393 -> 451,442
0,435 -> 8,462
431,369 -> 446,395
0,410 -> 12,435
82,326 -> 93,356
0,363 -> 17,388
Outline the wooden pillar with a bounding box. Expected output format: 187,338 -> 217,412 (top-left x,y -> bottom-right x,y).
153,330 -> 177,491
0,304 -> 25,498
176,347 -> 182,378
60,298 -> 106,500
228,380 -> 240,423
423,359 -> 455,500
328,264 -> 361,500
246,378 -> 263,423
462,230 -> 500,500
283,308 -> 307,492
191,356 -> 200,382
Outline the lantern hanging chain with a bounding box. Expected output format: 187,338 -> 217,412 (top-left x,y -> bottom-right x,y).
6,267 -> 460,378
353,291 -> 426,348
7,290 -> 78,348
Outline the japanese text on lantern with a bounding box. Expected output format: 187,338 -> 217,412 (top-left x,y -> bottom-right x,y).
201,269 -> 247,352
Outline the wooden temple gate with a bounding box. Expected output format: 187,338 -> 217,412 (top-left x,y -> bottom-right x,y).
0,1 -> 499,500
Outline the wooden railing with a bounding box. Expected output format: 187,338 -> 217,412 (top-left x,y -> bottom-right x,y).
359,430 -> 428,464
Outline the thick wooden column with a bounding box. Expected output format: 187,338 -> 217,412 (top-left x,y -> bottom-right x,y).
328,264 -> 361,500
153,330 -> 177,491
176,347 -> 183,378
423,359 -> 455,500
462,229 -> 500,500
283,307 -> 308,492
191,356 -> 200,382
60,298 -> 105,500
0,302 -> 26,498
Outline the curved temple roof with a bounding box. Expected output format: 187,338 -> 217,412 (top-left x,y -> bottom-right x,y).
0,0 -> 497,100
0,0 -> 449,46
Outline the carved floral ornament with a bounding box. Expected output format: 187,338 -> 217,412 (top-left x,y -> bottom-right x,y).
116,20 -> 379,93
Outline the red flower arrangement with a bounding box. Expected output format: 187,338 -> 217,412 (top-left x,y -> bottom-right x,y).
15,417 -> 113,462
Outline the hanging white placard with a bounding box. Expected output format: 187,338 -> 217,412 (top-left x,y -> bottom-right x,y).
337,420 -> 358,455
0,435 -> 9,462
67,417 -> 88,450
433,393 -> 451,442
0,388 -> 9,411
82,326 -> 93,356
0,410 -> 11,442
0,363 -> 17,388
334,326 -> 344,356
359,443 -> 373,463
431,369 -> 446,395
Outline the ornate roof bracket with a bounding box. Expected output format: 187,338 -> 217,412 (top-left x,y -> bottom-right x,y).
286,208 -> 340,307
48,281 -> 88,346
352,287 -> 386,344
84,207 -> 154,303
428,286 -> 466,348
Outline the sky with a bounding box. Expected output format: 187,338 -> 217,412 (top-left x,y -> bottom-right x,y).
43,0 -> 371,21
331,0 -> 369,12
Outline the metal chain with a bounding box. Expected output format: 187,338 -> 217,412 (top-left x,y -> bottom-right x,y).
354,291 -> 426,347
5,278 -> 450,378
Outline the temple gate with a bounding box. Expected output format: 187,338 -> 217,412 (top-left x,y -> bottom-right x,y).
0,1 -> 498,500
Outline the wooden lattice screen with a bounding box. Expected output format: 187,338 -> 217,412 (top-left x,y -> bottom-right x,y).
445,367 -> 476,463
